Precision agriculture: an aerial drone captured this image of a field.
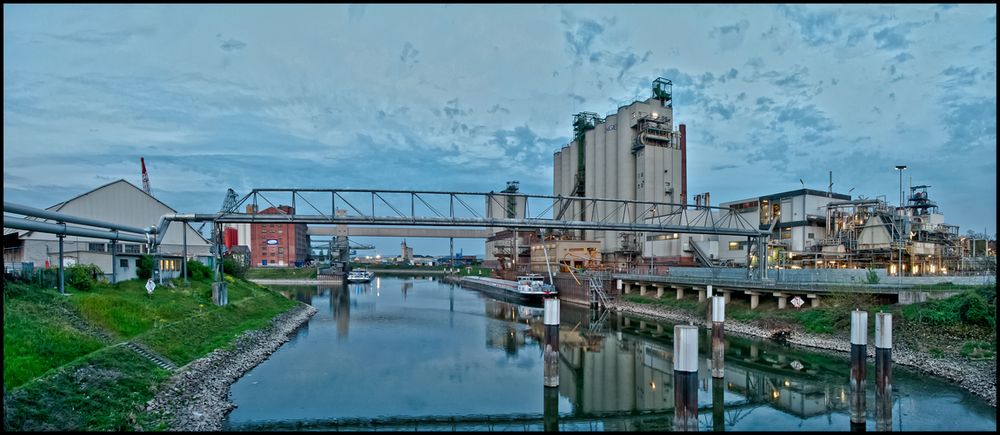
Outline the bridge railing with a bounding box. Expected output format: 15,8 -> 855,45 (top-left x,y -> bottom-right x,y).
209,188 -> 763,237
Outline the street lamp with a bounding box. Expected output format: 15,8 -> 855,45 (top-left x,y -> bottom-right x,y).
895,165 -> 907,281
894,165 -> 907,209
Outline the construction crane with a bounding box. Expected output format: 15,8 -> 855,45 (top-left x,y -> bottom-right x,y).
198,189 -> 240,236
140,157 -> 151,195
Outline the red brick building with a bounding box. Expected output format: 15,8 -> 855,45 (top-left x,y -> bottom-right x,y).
250,205 -> 310,266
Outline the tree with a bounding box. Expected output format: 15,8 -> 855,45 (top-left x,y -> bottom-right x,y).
137,254 -> 154,280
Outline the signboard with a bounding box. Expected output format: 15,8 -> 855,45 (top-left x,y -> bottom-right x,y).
266,239 -> 279,245
791,296 -> 805,308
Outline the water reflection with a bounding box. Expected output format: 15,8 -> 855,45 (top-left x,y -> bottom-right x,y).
229,278 -> 995,431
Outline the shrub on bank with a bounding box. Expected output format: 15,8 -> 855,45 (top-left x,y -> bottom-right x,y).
136,255 -> 154,280
66,264 -> 102,292
185,259 -> 212,280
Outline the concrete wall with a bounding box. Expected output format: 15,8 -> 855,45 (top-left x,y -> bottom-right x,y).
667,266 -> 995,285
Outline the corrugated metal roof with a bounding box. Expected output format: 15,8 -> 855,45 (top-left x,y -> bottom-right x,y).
11,179 -> 210,245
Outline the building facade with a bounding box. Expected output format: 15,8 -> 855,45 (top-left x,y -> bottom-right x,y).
3,179 -> 211,281
552,78 -> 688,259
250,205 -> 310,266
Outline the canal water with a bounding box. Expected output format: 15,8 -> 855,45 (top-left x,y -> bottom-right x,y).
226,276 -> 996,431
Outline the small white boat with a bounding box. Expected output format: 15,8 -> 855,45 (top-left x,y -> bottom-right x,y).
347,268 -> 374,283
516,274 -> 556,297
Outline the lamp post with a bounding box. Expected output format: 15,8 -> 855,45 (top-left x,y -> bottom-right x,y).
895,165 -> 907,282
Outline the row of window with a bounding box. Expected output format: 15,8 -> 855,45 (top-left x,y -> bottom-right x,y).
88,243 -> 142,254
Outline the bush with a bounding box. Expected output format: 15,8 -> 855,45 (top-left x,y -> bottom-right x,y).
865,268 -> 880,285
185,259 -> 212,280
222,257 -> 246,279
136,255 -> 154,280
66,264 -> 102,292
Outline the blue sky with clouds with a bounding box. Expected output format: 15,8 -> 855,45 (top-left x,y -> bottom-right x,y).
4,4 -> 996,256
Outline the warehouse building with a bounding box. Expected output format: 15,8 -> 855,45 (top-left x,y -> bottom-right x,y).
3,179 -> 211,281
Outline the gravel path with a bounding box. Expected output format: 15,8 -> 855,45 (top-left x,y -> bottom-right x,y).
142,303 -> 318,431
613,300 -> 996,408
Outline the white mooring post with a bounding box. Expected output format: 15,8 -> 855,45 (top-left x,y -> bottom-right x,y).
674,325 -> 699,431
544,297 -> 560,388
711,295 -> 726,379
850,310 -> 868,428
875,312 -> 893,432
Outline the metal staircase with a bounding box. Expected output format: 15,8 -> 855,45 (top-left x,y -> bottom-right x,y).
589,274 -> 612,308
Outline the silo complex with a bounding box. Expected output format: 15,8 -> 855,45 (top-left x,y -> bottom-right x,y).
552,78 -> 687,258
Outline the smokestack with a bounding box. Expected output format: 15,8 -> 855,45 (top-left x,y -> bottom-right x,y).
705,192 -> 710,208
680,124 -> 687,208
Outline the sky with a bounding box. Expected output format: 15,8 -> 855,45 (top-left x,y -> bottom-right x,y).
3,4 -> 996,257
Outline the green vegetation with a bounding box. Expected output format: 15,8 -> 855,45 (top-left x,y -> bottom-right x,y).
3,269 -> 301,431
3,282 -> 104,388
66,264 -> 103,292
5,345 -> 171,431
222,257 -> 248,279
623,283 -> 996,360
865,268 -> 880,285
136,254 -> 154,280
185,259 -> 212,280
245,266 -> 317,279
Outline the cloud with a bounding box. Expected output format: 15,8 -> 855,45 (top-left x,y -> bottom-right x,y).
400,42 -> 419,65
560,11 -> 605,63
709,19 -> 750,50
940,96 -> 996,153
44,27 -> 156,46
220,38 -> 246,52
872,21 -> 928,50
777,5 -> 842,46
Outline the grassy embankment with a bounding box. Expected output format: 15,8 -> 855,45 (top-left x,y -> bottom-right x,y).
3,272 -> 298,431
245,266 -> 318,279
623,284 -> 997,360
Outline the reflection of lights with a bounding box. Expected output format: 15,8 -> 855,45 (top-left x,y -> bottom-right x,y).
840,390 -> 846,401
650,381 -> 656,390
376,277 -> 381,289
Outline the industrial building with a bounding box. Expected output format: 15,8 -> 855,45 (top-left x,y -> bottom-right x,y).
249,205 -> 310,267
541,77 -> 992,278
551,78 -> 687,268
639,183 -> 988,276
3,179 -> 211,280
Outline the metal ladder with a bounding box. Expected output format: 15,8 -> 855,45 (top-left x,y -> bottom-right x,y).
589,274 -> 611,309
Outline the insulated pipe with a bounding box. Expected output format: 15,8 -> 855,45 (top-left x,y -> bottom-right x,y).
4,202 -> 150,235
58,234 -> 65,294
680,124 -> 687,208
3,216 -> 149,243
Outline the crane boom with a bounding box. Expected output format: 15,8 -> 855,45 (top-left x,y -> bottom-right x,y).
140,157 -> 151,195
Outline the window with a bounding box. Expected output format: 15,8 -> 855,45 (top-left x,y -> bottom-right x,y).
124,244 -> 141,254
808,233 -> 815,239
728,241 -> 745,251
88,243 -> 106,252
120,259 -> 129,268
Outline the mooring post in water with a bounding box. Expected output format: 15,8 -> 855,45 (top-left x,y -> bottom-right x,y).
674,325 -> 699,431
875,312 -> 893,432
706,284 -> 714,326
544,297 -> 560,388
712,377 -> 725,432
711,295 -> 726,379
544,383 -> 559,432
850,310 -> 868,429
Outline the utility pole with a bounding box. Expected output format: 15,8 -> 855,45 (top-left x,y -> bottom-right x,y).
895,165 -> 907,283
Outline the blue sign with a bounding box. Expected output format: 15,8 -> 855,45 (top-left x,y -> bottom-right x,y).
266,239 -> 279,245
